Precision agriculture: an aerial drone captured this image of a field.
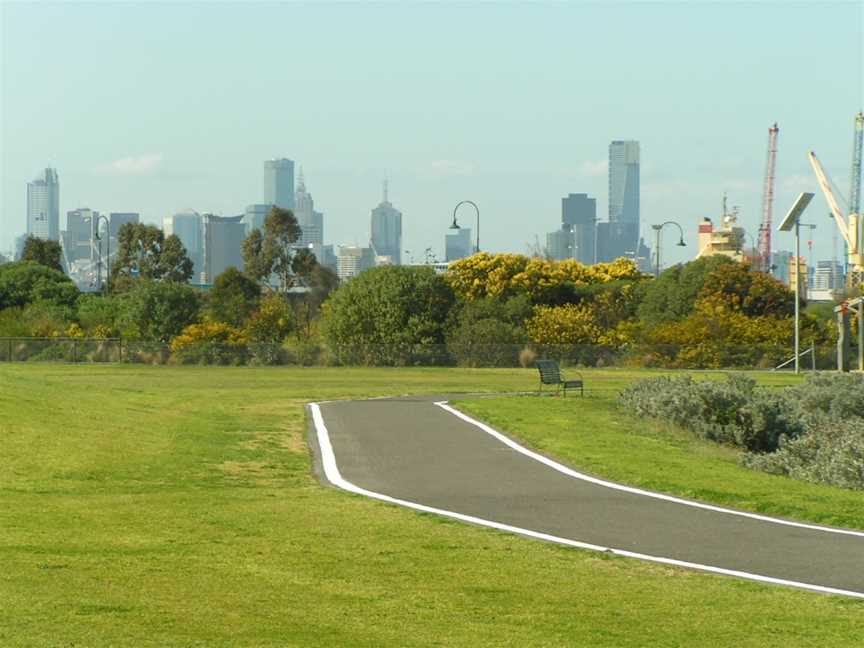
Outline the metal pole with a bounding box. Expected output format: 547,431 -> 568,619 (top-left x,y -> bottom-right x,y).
859,300 -> 863,372
794,220 -> 800,374
654,227 -> 662,278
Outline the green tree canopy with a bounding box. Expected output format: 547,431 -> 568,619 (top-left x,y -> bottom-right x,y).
206,267 -> 261,327
242,207 -> 306,292
111,223 -> 193,286
122,280 -> 202,342
697,262 -> 795,318
21,236 -> 63,273
0,261 -> 78,310
322,266 -> 455,365
637,255 -> 737,327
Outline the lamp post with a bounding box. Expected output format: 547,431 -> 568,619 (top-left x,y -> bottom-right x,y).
651,221 -> 687,277
778,192 -> 815,374
452,201 -> 480,253
92,214 -> 111,292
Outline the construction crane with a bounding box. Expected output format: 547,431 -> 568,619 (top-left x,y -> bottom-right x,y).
757,123 -> 779,274
851,111 -> 863,218
809,150 -> 863,288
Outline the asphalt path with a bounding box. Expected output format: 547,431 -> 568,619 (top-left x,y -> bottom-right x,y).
309,395 -> 864,598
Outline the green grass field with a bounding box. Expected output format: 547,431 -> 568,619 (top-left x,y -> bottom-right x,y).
1,365 -> 862,647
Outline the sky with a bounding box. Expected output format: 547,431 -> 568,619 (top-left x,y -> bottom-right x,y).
1,1 -> 862,267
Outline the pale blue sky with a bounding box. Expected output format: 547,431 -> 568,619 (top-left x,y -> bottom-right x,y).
1,1 -> 861,266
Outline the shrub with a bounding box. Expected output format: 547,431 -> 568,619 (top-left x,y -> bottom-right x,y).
170,321 -> 247,365
245,293 -> 293,365
207,267 -> 261,326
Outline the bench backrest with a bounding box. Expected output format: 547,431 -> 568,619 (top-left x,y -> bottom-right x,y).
536,360 -> 561,384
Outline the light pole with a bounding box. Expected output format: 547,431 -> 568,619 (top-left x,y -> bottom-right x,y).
92,214 -> 111,292
651,221 -> 687,277
452,201 -> 480,253
778,192 -> 815,374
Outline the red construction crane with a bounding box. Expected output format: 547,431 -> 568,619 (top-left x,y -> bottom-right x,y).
757,123 -> 779,274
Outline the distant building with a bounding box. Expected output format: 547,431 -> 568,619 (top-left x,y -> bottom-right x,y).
309,243 -> 337,271
336,245 -> 375,280
202,214 -> 245,283
772,251 -> 792,285
370,181 -> 402,265
244,203 -> 273,235
696,210 -> 744,263
293,170 -> 324,246
63,208 -> 99,264
811,260 -> 844,294
27,168 -> 60,241
547,228 -> 576,261
167,210 -> 203,278
547,193 -> 596,263
108,213 -> 139,239
445,227 -> 472,262
788,256 -> 809,297
264,158 -> 295,210
605,141 -> 640,261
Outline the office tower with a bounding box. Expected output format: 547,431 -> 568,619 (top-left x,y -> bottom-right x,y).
607,141 -> 640,260
293,169 -> 324,246
63,208 -> 99,263
27,168 -> 60,241
264,158 -> 295,210
109,212 -> 140,239
547,228 -> 576,261
309,243 -> 337,270
369,181 -> 402,265
445,227 -> 472,262
169,210 -> 203,278
558,193 -> 597,263
202,214 -> 245,283
244,204 -> 273,235
336,245 -> 375,280
772,250 -> 793,286
812,260 -> 845,292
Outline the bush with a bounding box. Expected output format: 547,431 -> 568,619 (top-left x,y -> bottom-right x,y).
0,261 -> 79,310
445,296 -> 530,367
322,266 -> 454,366
621,373 -> 864,489
170,321 -> 247,365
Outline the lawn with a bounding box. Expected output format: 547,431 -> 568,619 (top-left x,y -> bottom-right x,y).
1,364 -> 861,647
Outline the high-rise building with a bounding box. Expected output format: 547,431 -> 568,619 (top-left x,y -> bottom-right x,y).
336,245 -> 375,280
264,158 -> 295,210
552,193 -> 596,263
27,168 -> 60,241
606,141 -> 640,260
109,212 -> 139,239
293,169 -> 324,246
244,204 -> 273,235
63,208 -> 99,264
202,214 -> 245,283
167,210 -> 203,278
445,227 -> 472,262
812,260 -> 845,292
370,181 -> 402,264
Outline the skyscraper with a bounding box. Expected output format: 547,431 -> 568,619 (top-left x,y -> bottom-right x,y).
293,169 -> 324,246
244,204 -> 273,235
561,193 -> 596,264
607,141 -> 640,260
168,210 -> 203,278
27,168 -> 60,241
445,227 -> 472,262
202,214 -> 245,283
370,181 -> 402,264
108,213 -> 140,239
264,158 -> 295,210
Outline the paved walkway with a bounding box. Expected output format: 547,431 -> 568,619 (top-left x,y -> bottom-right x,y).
309,396 -> 864,598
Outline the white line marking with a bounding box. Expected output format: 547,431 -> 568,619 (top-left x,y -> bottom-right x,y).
435,401 -> 864,539
309,402 -> 864,599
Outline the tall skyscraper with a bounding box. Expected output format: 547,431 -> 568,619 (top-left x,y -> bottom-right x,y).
370,181 -> 402,264
561,193 -> 597,263
445,227 -> 472,262
607,141 -> 640,260
293,169 -> 324,246
264,158 -> 295,210
167,210 -> 203,278
108,212 -> 140,239
27,168 -> 60,241
202,214 -> 245,283
244,204 -> 273,235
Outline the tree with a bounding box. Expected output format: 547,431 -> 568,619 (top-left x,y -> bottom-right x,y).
242,206 -> 305,292
21,236 -> 63,273
696,262 -> 795,318
293,263 -> 339,340
207,267 -> 261,327
637,255 -> 736,327
111,223 -> 193,286
119,280 -> 202,342
445,296 -> 531,367
0,261 -> 78,310
322,266 -> 455,365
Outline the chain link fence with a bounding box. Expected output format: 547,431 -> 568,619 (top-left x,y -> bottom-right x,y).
0,337 -> 858,370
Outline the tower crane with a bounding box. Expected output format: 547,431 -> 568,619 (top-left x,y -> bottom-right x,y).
757,123 -> 779,274
808,150 -> 863,288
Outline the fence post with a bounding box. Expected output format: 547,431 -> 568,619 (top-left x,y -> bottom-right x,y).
8,338 -> 12,362
72,340 -> 77,364
810,342 -> 815,373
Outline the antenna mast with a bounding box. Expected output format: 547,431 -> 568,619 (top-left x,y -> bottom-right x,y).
758,123 -> 779,274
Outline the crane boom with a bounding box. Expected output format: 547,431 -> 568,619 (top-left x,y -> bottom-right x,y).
758,123 -> 779,273
808,151 -> 855,250
851,111 -> 863,216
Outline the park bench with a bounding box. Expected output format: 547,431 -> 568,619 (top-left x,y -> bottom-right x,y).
536,359 -> 584,397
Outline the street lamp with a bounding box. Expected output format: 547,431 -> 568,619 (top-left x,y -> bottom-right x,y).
651,221 -> 687,277
452,200 -> 480,253
778,192 -> 815,374
92,214 -> 111,291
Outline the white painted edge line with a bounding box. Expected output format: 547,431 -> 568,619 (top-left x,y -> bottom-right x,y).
309,402 -> 864,600
436,401 -> 864,539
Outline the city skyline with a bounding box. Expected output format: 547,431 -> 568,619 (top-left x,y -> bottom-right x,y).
2,2 -> 861,265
